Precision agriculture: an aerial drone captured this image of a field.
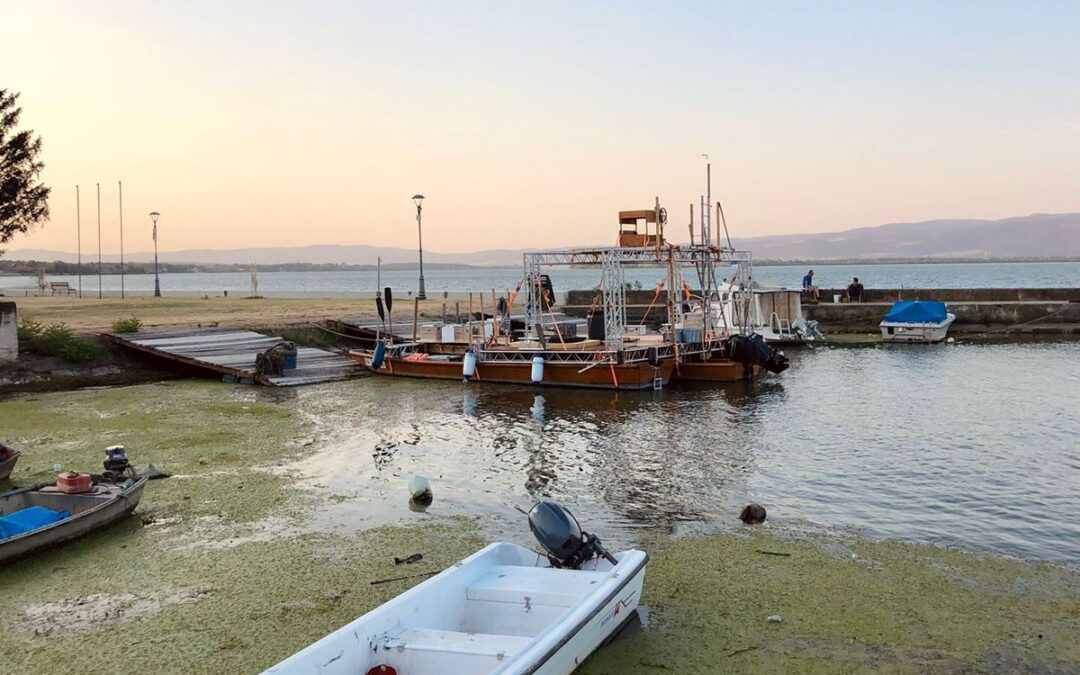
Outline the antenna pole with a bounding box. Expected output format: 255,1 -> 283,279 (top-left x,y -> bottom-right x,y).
706,161 -> 712,244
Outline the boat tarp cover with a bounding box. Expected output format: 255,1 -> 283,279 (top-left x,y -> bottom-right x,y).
883,301 -> 948,324
0,506 -> 71,540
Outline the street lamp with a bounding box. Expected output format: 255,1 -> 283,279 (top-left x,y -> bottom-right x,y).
149,211 -> 161,297
412,194 -> 427,300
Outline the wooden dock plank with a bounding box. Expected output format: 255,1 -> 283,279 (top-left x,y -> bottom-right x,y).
104,328 -> 360,387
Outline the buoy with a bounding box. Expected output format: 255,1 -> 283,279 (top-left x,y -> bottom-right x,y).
409,475 -> 433,505
372,340 -> 387,369
531,355 -> 544,383
739,503 -> 767,524
463,349 -> 477,380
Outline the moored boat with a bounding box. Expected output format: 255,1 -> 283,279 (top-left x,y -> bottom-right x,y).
880,301 -> 956,343
0,444 -> 19,480
352,343 -> 674,390
266,502 -> 647,675
0,446 -> 147,564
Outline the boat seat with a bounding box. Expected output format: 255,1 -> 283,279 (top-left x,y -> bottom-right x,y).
467,565 -> 608,608
381,627 -> 532,658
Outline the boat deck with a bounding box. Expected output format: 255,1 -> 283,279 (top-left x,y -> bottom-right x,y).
104,328 -> 360,386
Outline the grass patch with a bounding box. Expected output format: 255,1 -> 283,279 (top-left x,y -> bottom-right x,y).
110,316 -> 142,333
17,318 -> 106,364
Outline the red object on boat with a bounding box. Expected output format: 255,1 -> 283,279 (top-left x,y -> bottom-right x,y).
57,471 -> 93,494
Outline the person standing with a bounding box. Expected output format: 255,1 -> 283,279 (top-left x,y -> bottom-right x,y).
802,269 -> 820,301
847,276 -> 865,303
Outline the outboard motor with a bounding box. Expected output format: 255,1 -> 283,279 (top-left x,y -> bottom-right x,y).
528,501 -> 618,569
103,445 -> 137,481
726,333 -> 790,374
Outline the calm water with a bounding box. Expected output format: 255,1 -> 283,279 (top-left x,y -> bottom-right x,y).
270,339 -> 1080,563
3,261 -> 1078,297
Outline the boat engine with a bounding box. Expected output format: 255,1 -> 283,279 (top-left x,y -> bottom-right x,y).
102,445 -> 136,481
528,501 -> 618,569
725,333 -> 790,374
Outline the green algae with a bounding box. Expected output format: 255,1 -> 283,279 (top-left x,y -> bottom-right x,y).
580,529 -> 1080,674
0,381 -> 485,672
3,382 -> 1078,673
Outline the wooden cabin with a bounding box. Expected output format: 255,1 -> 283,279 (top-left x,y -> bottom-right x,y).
618,208 -> 665,248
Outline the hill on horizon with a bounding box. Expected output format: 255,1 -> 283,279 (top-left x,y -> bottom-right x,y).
5,212 -> 1078,265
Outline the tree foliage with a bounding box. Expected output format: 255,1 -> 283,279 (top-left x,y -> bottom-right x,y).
0,89 -> 50,252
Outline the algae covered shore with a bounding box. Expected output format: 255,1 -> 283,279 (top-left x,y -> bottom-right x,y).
1,381 -> 1077,673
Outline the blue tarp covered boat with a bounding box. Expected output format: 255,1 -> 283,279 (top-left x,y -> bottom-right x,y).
880,301 -> 956,343
883,301 -> 948,324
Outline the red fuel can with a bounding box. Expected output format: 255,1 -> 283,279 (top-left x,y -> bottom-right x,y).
57,471 -> 93,494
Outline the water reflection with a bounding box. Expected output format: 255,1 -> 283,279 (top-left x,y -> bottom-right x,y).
283,341 -> 1080,562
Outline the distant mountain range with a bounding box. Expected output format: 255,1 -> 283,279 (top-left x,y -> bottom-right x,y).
6,213 -> 1078,265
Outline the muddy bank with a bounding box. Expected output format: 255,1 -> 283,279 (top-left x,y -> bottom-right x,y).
0,348 -> 177,395
582,530 -> 1080,674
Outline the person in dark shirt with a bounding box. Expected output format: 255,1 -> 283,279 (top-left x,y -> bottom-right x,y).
847,277 -> 865,303
802,269 -> 820,301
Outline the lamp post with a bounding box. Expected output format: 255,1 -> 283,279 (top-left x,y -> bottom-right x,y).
149,211 -> 161,297
412,194 -> 427,300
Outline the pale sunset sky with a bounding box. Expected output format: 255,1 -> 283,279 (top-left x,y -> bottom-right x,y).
3,1 -> 1078,255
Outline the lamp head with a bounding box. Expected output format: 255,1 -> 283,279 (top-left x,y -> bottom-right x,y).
412,194 -> 424,208
149,211 -> 160,224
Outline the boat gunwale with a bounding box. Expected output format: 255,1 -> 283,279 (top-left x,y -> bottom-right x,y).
0,448 -> 20,480
510,549 -> 649,674
0,476 -> 149,549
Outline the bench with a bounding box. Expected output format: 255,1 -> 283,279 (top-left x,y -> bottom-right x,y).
49,282 -> 77,296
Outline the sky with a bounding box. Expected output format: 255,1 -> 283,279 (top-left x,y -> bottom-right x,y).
2,0 -> 1079,255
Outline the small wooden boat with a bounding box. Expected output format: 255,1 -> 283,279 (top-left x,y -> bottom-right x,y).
268,502 -> 648,675
0,475 -> 148,564
0,445 -> 19,481
353,346 -> 674,390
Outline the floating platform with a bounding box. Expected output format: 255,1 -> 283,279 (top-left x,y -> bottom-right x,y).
103,328 -> 360,386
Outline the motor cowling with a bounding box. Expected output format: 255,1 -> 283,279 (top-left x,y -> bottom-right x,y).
527,501 -> 617,569
726,334 -> 790,374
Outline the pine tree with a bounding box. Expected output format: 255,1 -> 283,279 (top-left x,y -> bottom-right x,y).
0,89 -> 51,253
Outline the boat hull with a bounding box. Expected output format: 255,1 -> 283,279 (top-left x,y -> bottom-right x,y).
673,358 -> 756,382
0,478 -> 147,564
0,450 -> 19,481
880,313 -> 956,343
265,542 -> 648,675
353,352 -> 674,390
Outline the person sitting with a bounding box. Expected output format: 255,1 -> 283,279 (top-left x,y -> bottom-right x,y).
802,269 -> 820,302
847,277 -> 865,303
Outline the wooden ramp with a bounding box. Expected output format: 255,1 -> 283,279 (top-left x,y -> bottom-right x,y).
104,328 -> 360,386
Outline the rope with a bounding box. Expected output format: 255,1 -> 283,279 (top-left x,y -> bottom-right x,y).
638,282 -> 665,325
305,321 -> 361,340
960,304 -> 1074,339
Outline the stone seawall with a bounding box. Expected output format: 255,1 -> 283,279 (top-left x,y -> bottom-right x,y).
806,301 -> 1080,334
561,288 -> 1080,334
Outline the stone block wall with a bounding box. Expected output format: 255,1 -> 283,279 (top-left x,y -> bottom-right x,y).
0,302 -> 16,362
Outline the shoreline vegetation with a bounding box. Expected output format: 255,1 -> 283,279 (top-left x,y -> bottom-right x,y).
0,382 -> 1076,673
3,257 -> 1080,276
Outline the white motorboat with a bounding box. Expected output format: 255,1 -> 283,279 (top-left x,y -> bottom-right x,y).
748,286 -> 825,345
267,503 -> 648,675
880,300 -> 956,343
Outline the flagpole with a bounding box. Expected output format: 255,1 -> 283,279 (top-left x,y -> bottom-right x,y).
118,180 -> 125,299
76,185 -> 82,299
96,182 -> 102,299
